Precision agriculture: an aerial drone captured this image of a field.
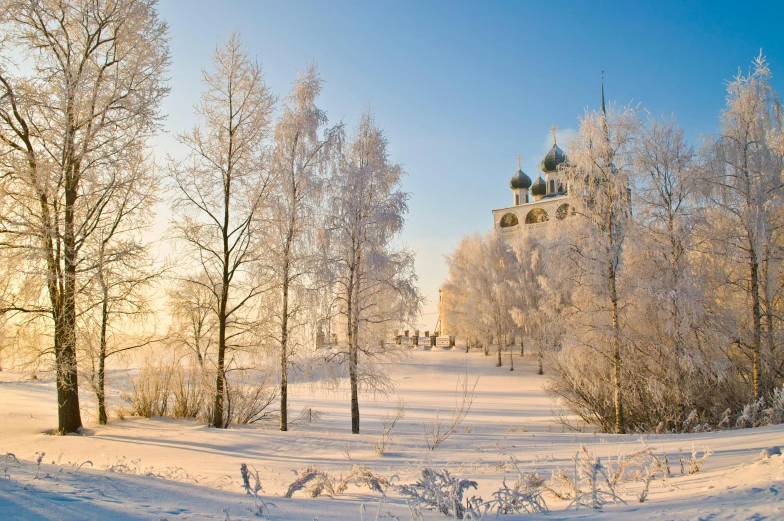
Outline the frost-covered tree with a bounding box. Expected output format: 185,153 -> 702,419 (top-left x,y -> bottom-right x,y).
509,228 -> 568,376
625,117 -> 706,429
553,95 -> 641,434
699,53 -> 784,401
168,32 -> 275,428
268,63 -> 340,431
442,232 -> 520,365
0,0 -> 169,433
325,109 -> 420,434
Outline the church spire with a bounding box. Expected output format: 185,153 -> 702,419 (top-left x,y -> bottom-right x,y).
550,124 -> 558,145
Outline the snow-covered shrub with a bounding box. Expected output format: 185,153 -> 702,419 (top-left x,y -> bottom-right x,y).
374,399 -> 405,456
481,457 -> 547,515
284,465 -> 335,498
545,445 -> 624,511
240,463 -> 275,518
283,464 -> 392,499
171,363 -> 207,418
226,371 -> 278,425
398,467 -> 479,519
684,444 -> 712,474
2,452 -> 18,479
423,374 -> 476,450
735,396 -> 767,428
335,465 -> 393,495
291,406 -> 323,425
769,387 -> 784,424
734,388 -> 784,428
122,361 -> 173,418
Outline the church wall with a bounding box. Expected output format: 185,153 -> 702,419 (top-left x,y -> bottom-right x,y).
492,195 -> 569,238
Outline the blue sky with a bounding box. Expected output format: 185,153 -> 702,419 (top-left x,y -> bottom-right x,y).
156,0 -> 784,328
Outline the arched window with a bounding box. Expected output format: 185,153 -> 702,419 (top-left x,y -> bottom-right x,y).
500,212 -> 519,228
549,180 -> 555,193
525,208 -> 549,224
556,203 -> 570,220
515,194 -> 520,205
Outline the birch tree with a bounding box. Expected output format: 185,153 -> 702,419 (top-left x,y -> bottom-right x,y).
269,63 -> 340,431
625,117 -> 704,428
0,0 -> 169,433
556,97 -> 640,434
326,109 -> 420,434
168,32 -> 275,428
700,53 -> 784,401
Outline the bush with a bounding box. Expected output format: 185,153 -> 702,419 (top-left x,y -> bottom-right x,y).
171,363 -> 207,418
123,361 -> 174,418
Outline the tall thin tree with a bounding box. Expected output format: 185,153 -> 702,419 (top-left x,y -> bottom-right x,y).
168,32 -> 275,428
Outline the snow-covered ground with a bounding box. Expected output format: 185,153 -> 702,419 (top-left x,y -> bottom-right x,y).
1,348 -> 783,520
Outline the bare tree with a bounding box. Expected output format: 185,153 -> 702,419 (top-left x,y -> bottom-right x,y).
326,109 -> 421,434
81,152 -> 162,424
0,0 -> 169,433
166,274 -> 217,368
168,32 -> 275,428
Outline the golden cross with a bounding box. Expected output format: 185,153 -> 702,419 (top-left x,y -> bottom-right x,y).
516,154 -> 522,170
550,124 -> 558,144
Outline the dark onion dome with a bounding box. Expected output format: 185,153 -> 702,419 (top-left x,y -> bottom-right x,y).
510,169 -> 532,190
541,143 -> 567,173
531,175 -> 546,196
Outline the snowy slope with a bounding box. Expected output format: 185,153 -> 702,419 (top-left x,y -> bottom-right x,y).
2,349 -> 783,520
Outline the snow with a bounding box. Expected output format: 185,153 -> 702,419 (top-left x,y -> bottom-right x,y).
2,349 -> 783,520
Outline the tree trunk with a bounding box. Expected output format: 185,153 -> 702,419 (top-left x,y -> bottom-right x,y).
55,311 -> 82,434
212,320 -> 226,428
609,258 -> 625,434
97,284 -> 109,425
750,250 -> 762,401
350,278 -> 361,434
349,339 -> 360,434
57,181 -> 83,434
280,273 -> 289,432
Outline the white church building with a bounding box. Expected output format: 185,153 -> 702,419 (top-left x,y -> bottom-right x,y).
492,126 -> 570,238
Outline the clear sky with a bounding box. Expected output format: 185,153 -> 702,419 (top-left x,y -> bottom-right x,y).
155,0 -> 784,330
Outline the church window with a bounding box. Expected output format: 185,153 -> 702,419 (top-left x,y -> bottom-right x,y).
500,212 -> 519,228
549,180 -> 555,193
515,194 -> 519,205
525,208 -> 549,224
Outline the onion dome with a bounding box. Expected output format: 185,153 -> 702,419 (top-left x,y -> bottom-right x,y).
541,143 -> 567,173
531,175 -> 546,196
510,169 -> 532,190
